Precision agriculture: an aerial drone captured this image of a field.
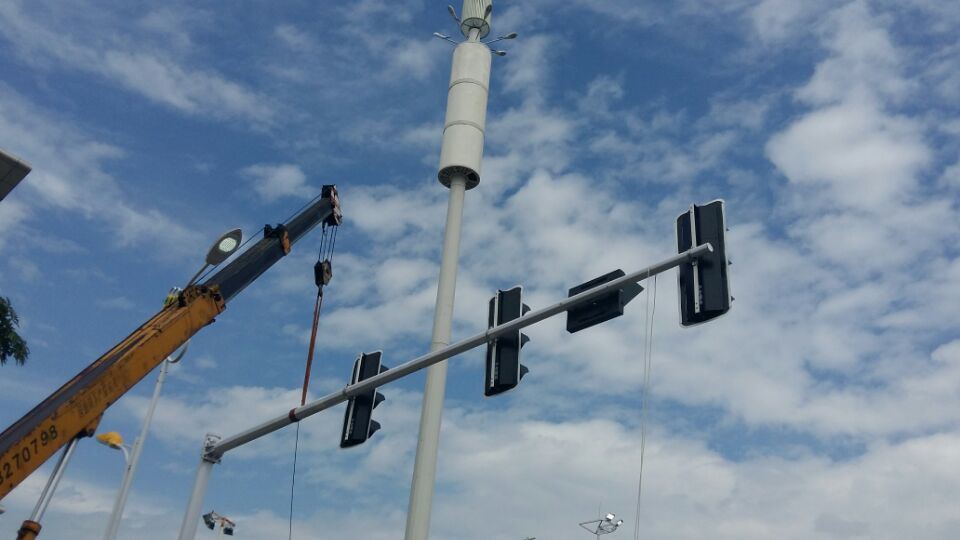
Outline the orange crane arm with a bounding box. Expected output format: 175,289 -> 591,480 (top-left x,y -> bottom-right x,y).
0,186 -> 341,500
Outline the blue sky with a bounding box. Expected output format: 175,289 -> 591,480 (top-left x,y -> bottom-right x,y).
1,0 -> 959,538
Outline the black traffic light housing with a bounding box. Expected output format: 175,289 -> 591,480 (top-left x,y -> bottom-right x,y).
566,269 -> 643,333
677,200 -> 731,326
485,286 -> 530,397
340,351 -> 388,448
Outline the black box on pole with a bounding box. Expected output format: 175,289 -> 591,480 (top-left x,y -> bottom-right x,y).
677,200 -> 731,327
566,269 -> 643,334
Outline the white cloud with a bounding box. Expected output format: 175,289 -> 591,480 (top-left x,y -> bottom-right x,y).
136,7 -> 208,53
500,34 -> 557,101
942,160 -> 960,188
0,86 -> 200,261
749,0 -> 817,43
274,24 -> 319,53
0,1 -> 272,125
103,383 -> 960,539
100,51 -> 272,124
95,296 -> 137,311
767,102 -> 930,210
242,163 -> 316,201
797,1 -> 914,107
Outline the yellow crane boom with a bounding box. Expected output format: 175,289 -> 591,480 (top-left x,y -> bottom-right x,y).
0,186 -> 342,501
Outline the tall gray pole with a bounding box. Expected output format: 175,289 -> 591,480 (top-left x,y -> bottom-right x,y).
103,345 -> 186,540
177,433 -> 220,540
405,3 -> 494,538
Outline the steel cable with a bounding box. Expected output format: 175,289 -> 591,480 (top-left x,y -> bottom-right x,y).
634,275 -> 657,540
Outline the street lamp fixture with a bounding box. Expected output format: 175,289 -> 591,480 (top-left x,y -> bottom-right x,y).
185,228 -> 243,287
95,432 -> 130,464
485,32 -> 519,45
579,512 -> 624,537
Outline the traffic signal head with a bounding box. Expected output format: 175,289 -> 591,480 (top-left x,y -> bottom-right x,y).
676,200 -> 731,326
485,286 -> 530,397
566,269 -> 643,333
341,351 -> 388,448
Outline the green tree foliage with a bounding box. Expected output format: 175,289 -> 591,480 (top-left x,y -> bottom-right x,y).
0,296 -> 29,366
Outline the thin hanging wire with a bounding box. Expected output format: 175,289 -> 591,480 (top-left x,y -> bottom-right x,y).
634,275 -> 658,540
288,221 -> 338,540
288,422 -> 301,540
281,192 -> 324,226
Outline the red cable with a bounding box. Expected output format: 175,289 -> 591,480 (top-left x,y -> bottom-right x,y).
299,290 -> 323,406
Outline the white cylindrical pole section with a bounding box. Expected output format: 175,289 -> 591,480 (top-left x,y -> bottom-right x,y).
177,434 -> 220,540
405,16 -> 492,540
103,357 -> 173,540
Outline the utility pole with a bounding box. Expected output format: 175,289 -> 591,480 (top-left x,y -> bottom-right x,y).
102,344 -> 188,540
405,2 -> 496,539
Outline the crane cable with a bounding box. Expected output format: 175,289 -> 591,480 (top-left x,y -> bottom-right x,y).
300,224 -> 338,406
634,275 -> 658,540
288,222 -> 339,540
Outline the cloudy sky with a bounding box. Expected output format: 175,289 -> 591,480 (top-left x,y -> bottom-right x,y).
1,0 -> 959,538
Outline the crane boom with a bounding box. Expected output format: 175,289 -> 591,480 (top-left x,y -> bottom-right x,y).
0,186 -> 342,501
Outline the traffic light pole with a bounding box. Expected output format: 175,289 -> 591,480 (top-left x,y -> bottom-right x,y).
175,243 -> 712,539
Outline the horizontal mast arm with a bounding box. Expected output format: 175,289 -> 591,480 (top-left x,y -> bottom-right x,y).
209,243 -> 711,458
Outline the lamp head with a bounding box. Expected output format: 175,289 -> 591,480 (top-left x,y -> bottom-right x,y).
605,513 -> 616,521
95,432 -> 125,450
205,228 -> 242,266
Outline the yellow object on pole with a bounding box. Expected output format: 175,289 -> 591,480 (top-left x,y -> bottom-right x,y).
95,432 -> 125,450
